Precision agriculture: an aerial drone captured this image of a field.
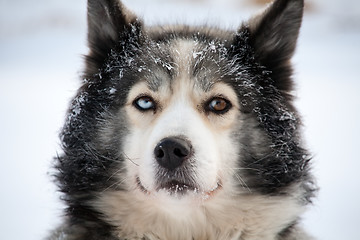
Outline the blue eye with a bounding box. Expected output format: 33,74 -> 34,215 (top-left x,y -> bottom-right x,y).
134,96 -> 156,111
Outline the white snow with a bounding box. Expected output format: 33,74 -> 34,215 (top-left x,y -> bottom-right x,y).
109,87 -> 117,95
1,0 -> 359,240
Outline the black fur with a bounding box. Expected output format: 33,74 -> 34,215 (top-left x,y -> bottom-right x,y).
228,27 -> 313,195
51,0 -> 315,239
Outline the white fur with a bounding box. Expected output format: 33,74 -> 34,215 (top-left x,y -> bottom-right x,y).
94,188 -> 304,240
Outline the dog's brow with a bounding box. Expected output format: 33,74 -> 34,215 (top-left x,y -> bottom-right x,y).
147,75 -> 163,92
193,61 -> 223,93
194,75 -> 216,92
145,71 -> 172,92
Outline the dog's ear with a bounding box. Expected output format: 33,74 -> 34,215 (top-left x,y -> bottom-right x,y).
239,0 -> 304,92
85,0 -> 142,77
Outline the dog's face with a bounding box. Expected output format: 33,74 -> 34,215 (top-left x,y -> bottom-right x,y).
122,39 -> 241,201
58,1 -> 313,237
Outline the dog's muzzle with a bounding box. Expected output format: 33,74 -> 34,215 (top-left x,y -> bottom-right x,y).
152,136 -> 198,194
136,136 -> 222,197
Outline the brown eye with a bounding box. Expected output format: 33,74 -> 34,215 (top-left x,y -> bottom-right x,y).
207,97 -> 232,114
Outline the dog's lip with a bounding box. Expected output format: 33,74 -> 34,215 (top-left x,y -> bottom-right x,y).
135,176 -> 222,197
204,180 -> 222,198
136,176 -> 150,194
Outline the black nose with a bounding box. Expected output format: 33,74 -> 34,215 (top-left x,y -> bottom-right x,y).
154,137 -> 192,170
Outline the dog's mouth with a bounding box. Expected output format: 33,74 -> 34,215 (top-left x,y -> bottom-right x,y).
158,180 -> 198,194
136,177 -> 221,198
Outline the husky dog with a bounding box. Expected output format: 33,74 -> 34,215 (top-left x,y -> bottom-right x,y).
49,0 -> 315,239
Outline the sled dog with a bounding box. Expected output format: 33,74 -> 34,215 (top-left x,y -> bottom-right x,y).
49,0 -> 315,239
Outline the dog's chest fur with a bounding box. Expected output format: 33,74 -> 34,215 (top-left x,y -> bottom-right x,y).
95,190 -> 304,240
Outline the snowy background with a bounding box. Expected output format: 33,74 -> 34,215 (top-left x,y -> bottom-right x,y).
1,0 -> 359,239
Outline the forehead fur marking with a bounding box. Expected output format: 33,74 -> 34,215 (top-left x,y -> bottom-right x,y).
170,39 -> 218,93
171,39 -> 197,77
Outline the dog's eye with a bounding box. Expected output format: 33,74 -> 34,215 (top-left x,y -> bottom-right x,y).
207,97 -> 231,114
134,96 -> 156,111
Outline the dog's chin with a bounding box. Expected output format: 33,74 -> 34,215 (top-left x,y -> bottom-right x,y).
136,176 -> 222,199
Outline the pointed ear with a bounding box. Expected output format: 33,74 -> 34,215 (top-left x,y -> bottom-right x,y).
85,0 -> 142,77
241,0 -> 304,92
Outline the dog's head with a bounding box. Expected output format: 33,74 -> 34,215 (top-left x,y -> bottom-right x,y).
59,0 -> 312,213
